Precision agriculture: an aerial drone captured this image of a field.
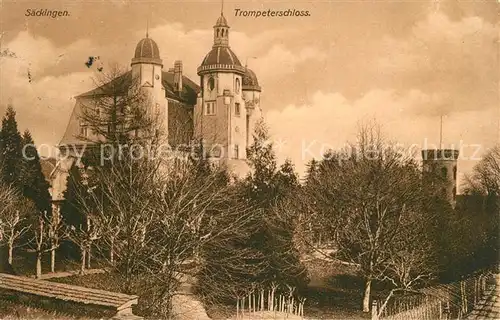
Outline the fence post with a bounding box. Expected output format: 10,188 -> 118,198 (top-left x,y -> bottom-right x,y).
438,300 -> 442,320
372,300 -> 379,320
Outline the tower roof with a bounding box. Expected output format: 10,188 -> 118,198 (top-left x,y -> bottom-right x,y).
198,46 -> 245,75
215,13 -> 228,27
131,36 -> 162,66
242,68 -> 261,92
198,9 -> 245,75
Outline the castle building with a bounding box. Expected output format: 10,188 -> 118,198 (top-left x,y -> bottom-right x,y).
49,9 -> 262,209
421,149 -> 459,207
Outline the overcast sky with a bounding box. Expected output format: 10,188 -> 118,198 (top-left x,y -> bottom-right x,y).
0,0 -> 498,189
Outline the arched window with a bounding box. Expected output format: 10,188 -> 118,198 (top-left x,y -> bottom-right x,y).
208,77 -> 215,91
441,167 -> 448,179
216,29 -> 220,37
235,78 -> 240,93
221,29 -> 224,37
453,166 -> 457,180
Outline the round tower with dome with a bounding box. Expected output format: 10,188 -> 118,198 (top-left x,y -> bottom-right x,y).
131,34 -> 166,123
195,8 -> 261,176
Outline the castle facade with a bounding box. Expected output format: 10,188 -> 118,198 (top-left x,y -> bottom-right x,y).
50,10 -> 262,207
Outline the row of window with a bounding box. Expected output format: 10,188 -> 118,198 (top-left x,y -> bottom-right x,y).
204,102 -> 240,116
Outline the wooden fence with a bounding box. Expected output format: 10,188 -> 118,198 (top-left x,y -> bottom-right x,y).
372,271 -> 495,320
234,285 -> 306,319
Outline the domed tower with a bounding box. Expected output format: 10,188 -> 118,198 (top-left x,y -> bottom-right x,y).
242,67 -> 262,147
195,9 -> 247,171
422,149 -> 459,207
131,34 -> 166,123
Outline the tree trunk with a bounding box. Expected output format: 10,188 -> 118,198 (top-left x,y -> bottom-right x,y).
36,253 -> 42,279
80,247 -> 86,274
86,246 -> 91,269
363,278 -> 372,312
110,238 -> 115,264
50,248 -> 56,273
8,241 -> 13,265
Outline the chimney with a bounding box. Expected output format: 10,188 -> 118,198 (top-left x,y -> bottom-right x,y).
173,60 -> 183,92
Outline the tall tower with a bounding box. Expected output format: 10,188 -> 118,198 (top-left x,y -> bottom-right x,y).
422,149 -> 459,207
195,8 -> 249,174
131,34 -> 166,127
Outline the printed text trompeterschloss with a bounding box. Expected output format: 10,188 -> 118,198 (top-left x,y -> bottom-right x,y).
234,9 -> 311,17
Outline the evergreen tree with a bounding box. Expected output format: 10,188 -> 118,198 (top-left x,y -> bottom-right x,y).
304,158 -> 319,185
198,121 -> 308,303
230,121 -> 309,292
19,130 -> 51,214
0,106 -> 23,188
60,163 -> 88,228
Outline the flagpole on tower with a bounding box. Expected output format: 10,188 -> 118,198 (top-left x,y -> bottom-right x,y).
440,114 -> 443,149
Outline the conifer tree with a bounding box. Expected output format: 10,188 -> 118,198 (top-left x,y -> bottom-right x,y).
0,106 -> 23,188
19,130 -> 51,214
60,163 -> 88,230
243,134 -> 308,292
199,120 -> 308,303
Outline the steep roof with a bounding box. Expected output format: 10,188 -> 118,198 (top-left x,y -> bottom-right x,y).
59,71 -> 199,146
76,70 -> 199,103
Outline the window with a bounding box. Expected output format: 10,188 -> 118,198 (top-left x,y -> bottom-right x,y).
79,120 -> 88,137
208,77 -> 215,91
205,102 -> 216,115
441,167 -> 448,179
235,103 -> 240,116
80,126 -> 88,137
234,144 -> 239,159
235,78 -> 240,93
453,166 -> 457,180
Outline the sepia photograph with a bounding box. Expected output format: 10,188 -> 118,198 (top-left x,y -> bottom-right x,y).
0,0 -> 498,319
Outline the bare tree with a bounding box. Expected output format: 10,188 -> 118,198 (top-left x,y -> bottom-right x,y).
0,183 -> 31,265
463,144 -> 500,213
140,161 -> 256,318
32,211 -> 65,278
47,208 -> 67,273
78,64 -> 156,144
67,212 -> 101,274
303,123 -> 438,312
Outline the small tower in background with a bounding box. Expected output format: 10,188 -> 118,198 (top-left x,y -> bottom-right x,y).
422,149 -> 459,206
421,115 -> 459,207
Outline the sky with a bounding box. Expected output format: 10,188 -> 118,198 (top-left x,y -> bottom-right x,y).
0,0 -> 498,190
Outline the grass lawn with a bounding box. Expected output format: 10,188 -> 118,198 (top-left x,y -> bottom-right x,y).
0,292 -> 110,320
